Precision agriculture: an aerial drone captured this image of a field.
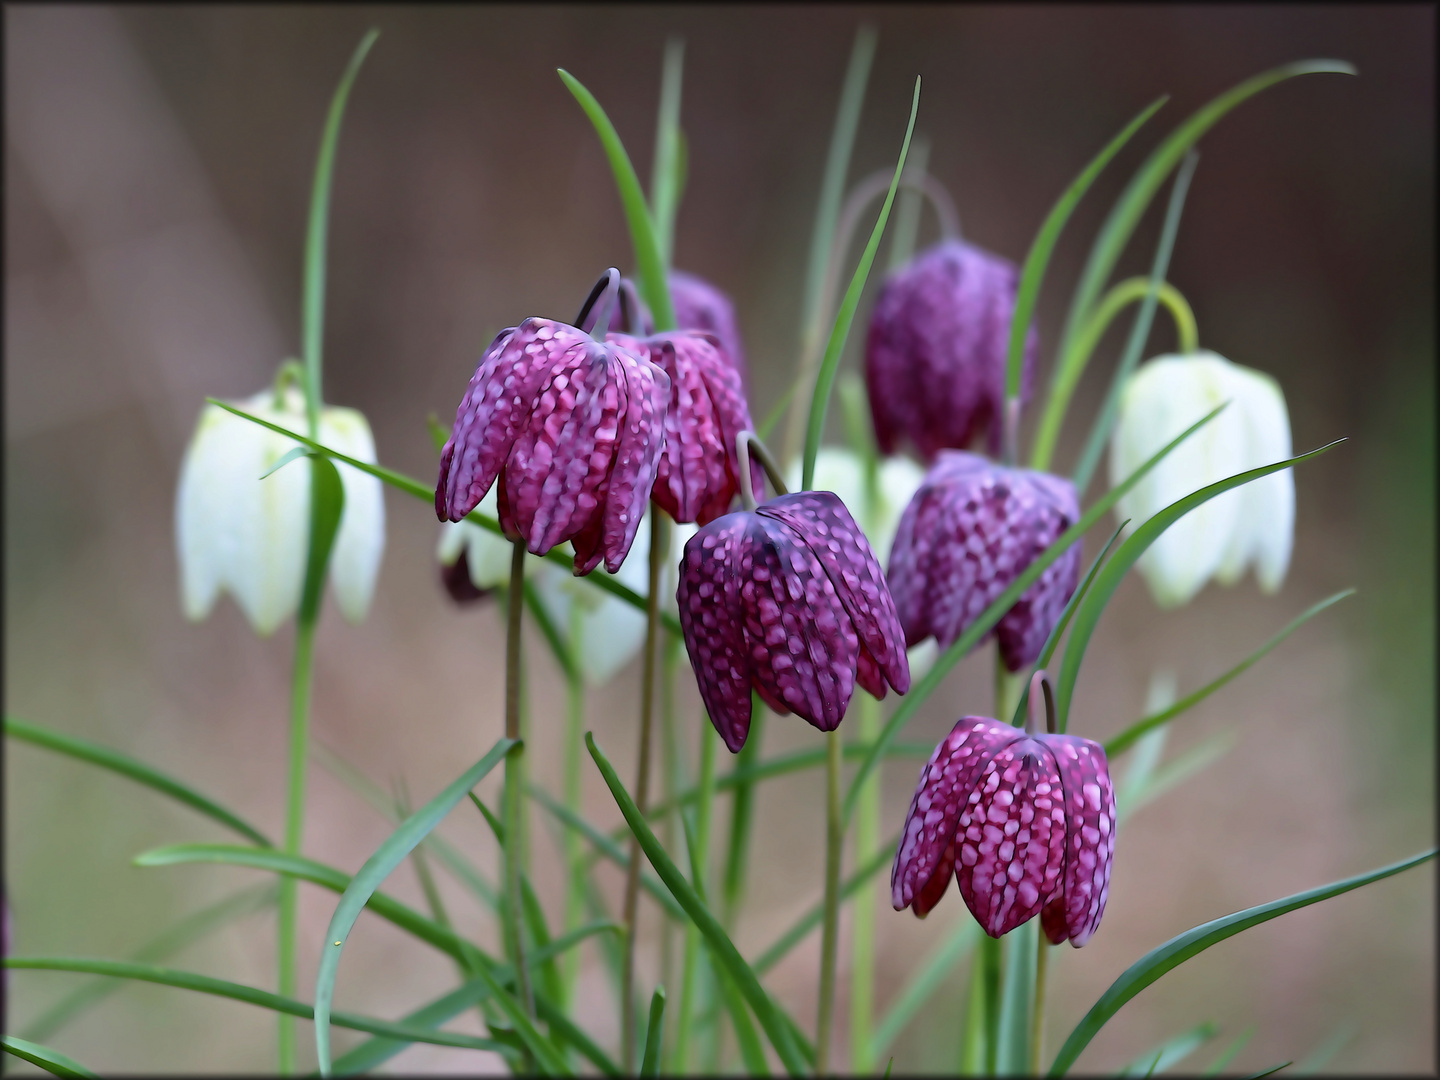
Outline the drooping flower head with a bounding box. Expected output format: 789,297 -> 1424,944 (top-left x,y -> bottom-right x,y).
608,327 -> 761,526
669,269 -> 747,382
865,239 -> 1038,461
888,451 -> 1081,672
176,383 -> 386,636
435,270 -> 670,575
1109,350 -> 1294,609
892,672 -> 1115,946
677,456 -> 910,752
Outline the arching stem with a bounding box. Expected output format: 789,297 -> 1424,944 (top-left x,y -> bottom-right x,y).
735,430 -> 790,511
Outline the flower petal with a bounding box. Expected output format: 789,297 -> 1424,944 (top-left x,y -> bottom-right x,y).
591,343 -> 669,573
1042,734 -> 1116,947
677,514 -> 753,752
320,405 -> 386,624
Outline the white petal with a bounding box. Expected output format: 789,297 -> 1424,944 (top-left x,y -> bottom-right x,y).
176,403 -> 230,622
319,406 -> 386,623
874,455 -> 926,566
663,521 -> 699,618
1230,364 -> 1294,592
906,638 -> 939,683
460,488 -> 515,589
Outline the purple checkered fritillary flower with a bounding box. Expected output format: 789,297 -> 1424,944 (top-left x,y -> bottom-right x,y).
677,490 -> 910,752
607,328 -> 762,526
435,271 -> 670,575
888,451 -> 1081,672
865,239 -> 1037,461
891,674 -> 1115,945
669,269 -> 747,382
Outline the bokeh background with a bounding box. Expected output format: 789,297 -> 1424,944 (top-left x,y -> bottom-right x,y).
5,4 -> 1434,1074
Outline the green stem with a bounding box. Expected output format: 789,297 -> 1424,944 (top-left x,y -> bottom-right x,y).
674,720 -> 718,1072
276,613 -> 317,1075
503,542 -> 534,1025
959,935 -> 989,1075
1030,942 -> 1050,1074
721,701 -> 765,928
849,692 -> 882,1075
622,510 -> 670,1071
561,604 -> 586,1010
816,728 -> 844,1075
658,630 -> 684,1061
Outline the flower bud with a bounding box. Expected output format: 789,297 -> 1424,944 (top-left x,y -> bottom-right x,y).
176,386 -> 385,636
669,269 -> 747,381
1109,351 -> 1294,609
865,240 -> 1037,461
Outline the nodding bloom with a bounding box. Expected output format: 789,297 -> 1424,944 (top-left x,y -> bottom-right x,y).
607,327 -> 761,526
1109,350 -> 1294,609
892,674 -> 1115,945
176,383 -> 385,636
435,487 -> 518,605
784,447 -> 926,568
669,269 -> 747,381
677,489 -> 910,753
435,271 -> 670,575
887,451 -> 1081,673
865,239 -> 1037,461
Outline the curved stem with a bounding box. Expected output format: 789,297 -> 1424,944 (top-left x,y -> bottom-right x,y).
621,510 -> 670,1070
575,268 -> 622,337
735,430 -> 790,510
1030,276 -> 1199,471
815,728 -> 844,1075
503,542 -> 534,1024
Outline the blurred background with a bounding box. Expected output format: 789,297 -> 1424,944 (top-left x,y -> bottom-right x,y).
5,4 -> 1433,1074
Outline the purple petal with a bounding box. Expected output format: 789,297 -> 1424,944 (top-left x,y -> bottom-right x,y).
669,269 -> 747,381
1040,734 -> 1116,947
438,325 -> 533,521
589,343 -> 669,574
677,514 -> 753,752
759,491 -> 909,696
953,736 -> 1067,938
892,716 -> 1025,915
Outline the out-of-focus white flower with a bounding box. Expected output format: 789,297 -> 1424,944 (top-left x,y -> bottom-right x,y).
784,447 -> 925,566
436,487 -> 520,598
176,385 -> 385,636
534,509 -> 654,685
1109,350 -> 1294,610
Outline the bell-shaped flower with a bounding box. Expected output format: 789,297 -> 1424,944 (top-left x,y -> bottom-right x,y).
888,451 -> 1081,673
865,240 -> 1037,461
607,328 -> 761,525
532,507 -> 653,685
1109,350 -> 1294,609
669,269 -> 747,381
784,447 -> 925,568
891,676 -> 1115,946
677,490 -> 910,752
435,286 -> 671,575
176,386 -> 386,637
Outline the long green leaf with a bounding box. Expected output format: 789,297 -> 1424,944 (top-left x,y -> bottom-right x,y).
1005,97 -> 1167,401
640,986 -> 668,1077
1119,730 -> 1235,824
586,732 -> 809,1075
802,77 -> 921,491
1,1036 -> 98,1079
1200,1027 -> 1255,1076
1103,590 -> 1354,756
649,38 -> 685,267
5,716 -> 271,847
1121,1021 -> 1218,1076
558,69 -> 675,329
206,400 -> 685,636
870,917 -> 978,1060
1055,439 -> 1345,730
4,958 -> 508,1053
313,738 -> 517,1075
843,403 -> 1230,825
1056,60 -> 1356,369
22,884 -> 277,1043
1047,849 -> 1437,1075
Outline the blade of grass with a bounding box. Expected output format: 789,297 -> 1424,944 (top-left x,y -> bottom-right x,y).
802,76 -> 921,490
1070,150 -> 1199,496
640,987 -> 668,1076
21,883 -> 277,1043
843,403 -> 1231,825
649,38 -> 685,267
869,917 -> 978,1060
1047,848 -> 1436,1075
1103,590 -> 1354,756
1200,1026 -> 1255,1076
1120,1021 -> 1219,1076
1005,97 -> 1167,404
1,1036 -> 98,1079
313,738 -> 520,1075
587,732 -> 809,1075
558,69 -> 674,329
1119,730 -> 1235,825
5,717 -> 272,847
205,401 -> 685,636
1055,439 -> 1345,731
1294,1020 -> 1357,1074
4,958 -> 509,1053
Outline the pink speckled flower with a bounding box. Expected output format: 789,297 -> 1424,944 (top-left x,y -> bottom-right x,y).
608,329 -> 761,525
435,273 -> 671,575
891,692 -> 1115,945
669,269 -> 747,381
677,490 -> 910,753
865,240 -> 1037,461
888,451 -> 1081,672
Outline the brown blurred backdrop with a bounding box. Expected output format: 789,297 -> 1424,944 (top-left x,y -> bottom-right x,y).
5,4 -> 1434,1074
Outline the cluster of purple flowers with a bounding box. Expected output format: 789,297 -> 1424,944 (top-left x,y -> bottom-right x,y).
436,241 -> 1115,945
